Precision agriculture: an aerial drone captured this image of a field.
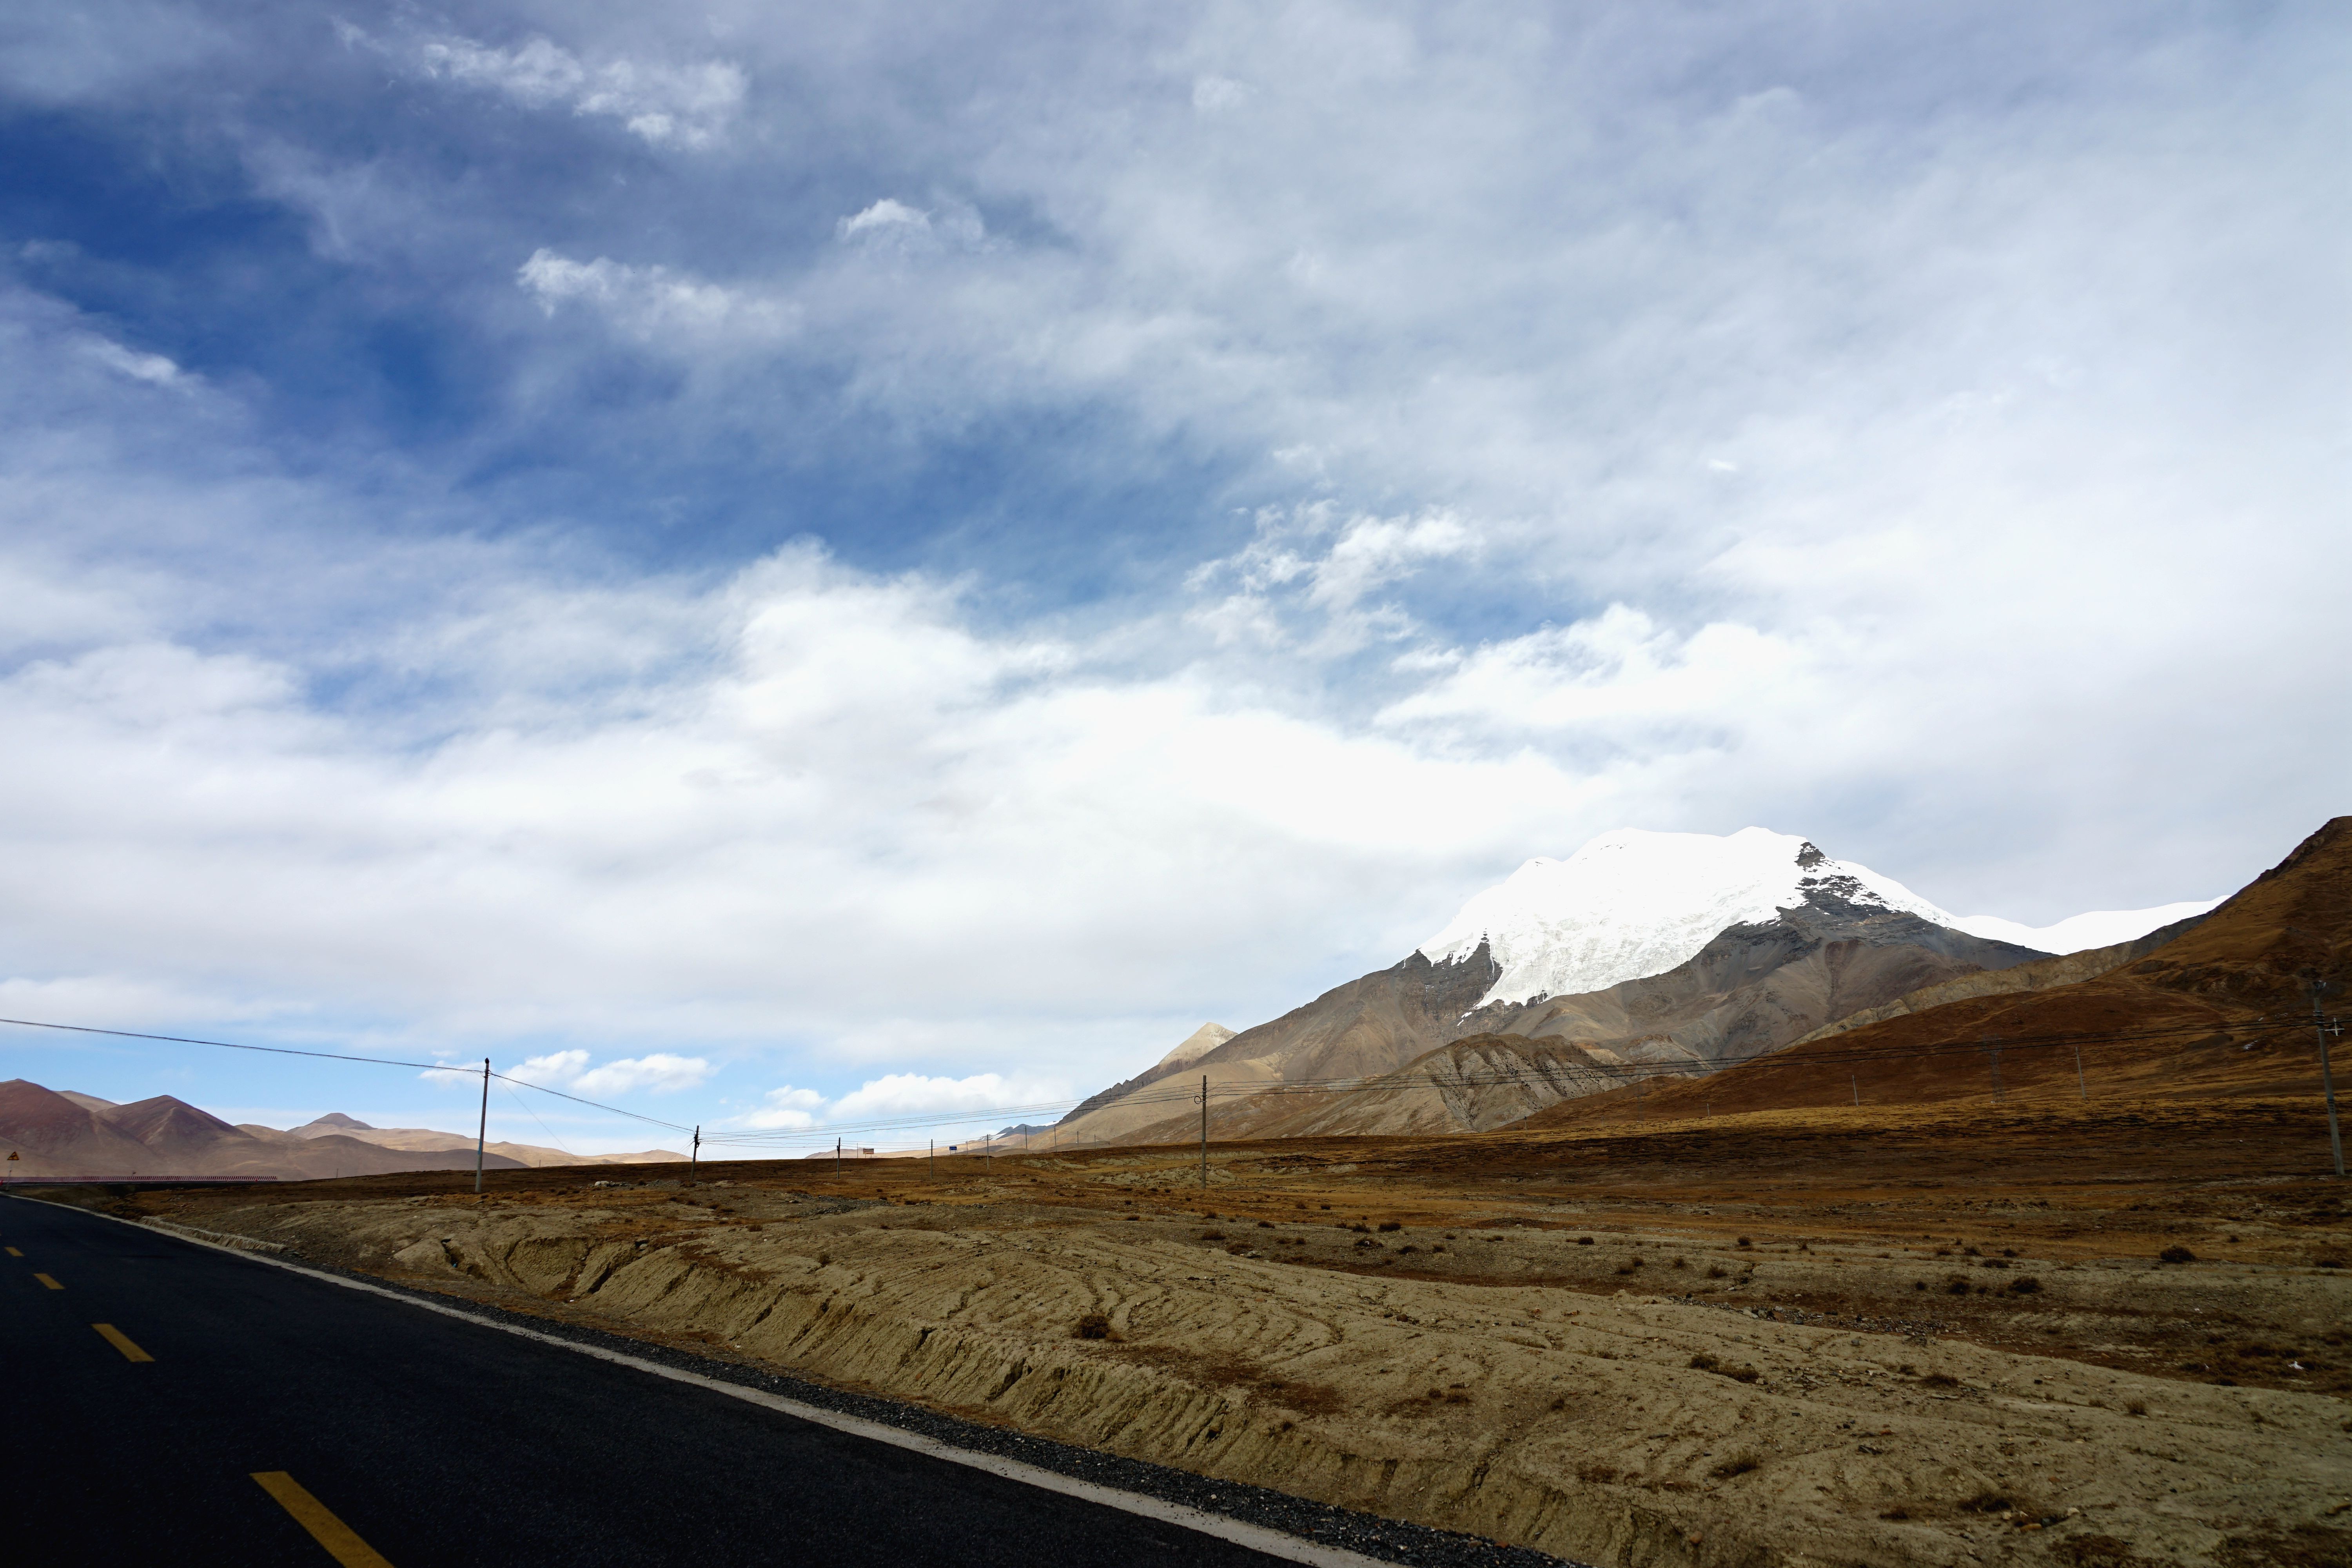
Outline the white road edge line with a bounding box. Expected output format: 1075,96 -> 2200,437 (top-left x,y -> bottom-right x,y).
9,1194 -> 1396,1568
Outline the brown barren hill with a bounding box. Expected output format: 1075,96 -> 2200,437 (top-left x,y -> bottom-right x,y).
1516,815 -> 2352,1126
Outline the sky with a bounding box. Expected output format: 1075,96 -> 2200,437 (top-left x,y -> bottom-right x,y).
1,1 -> 2345,1154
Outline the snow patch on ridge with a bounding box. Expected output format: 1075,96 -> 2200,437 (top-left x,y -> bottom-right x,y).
1419,827 -> 1955,1009
1949,900 -> 2221,955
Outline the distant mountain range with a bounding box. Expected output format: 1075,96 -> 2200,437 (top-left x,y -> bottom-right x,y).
1053,827 -> 2223,1145
0,1084 -> 684,1180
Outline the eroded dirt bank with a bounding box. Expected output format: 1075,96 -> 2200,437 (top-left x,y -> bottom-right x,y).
49,1100 -> 2352,1568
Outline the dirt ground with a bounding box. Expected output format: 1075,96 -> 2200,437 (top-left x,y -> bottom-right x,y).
44,1097 -> 2352,1568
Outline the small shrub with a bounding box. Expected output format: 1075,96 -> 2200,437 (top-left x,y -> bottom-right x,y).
1073,1313 -> 1118,1341
1201,1230 -> 1226,1241
2124,1399 -> 2147,1416
1879,1506 -> 1910,1521
1736,1236 -> 1752,1248
1945,1279 -> 1971,1296
1962,1245 -> 1982,1257
1707,1265 -> 1727,1279
1981,1258 -> 2010,1270
1913,1281 -> 1927,1291
1958,1490 -> 2010,1514
2010,1276 -> 2042,1295
1671,1256 -> 1687,1270
2159,1245 -> 2196,1264
1710,1452 -> 1761,1479
1257,1220 -> 1273,1228
1577,1235 -> 1595,1245
1376,1220 -> 1403,1232
1919,1372 -> 1960,1388
1688,1352 -> 1720,1370
1124,1215 -> 1139,1221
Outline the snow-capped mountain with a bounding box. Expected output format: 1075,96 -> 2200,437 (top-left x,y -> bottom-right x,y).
1053,824 -> 2219,1149
1417,828 -> 1954,1009
1417,827 -> 2214,1011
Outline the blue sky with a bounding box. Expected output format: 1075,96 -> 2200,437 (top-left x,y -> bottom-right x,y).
2,2 -> 2345,1153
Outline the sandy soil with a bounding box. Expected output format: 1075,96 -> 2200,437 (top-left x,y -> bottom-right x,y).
51,1098 -> 2352,1568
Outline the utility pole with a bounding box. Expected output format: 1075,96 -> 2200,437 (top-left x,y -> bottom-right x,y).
690,1126 -> 700,1179
1199,1075 -> 1208,1191
2073,1045 -> 2087,1101
474,1058 -> 490,1195
929,1138 -> 934,1178
835,1137 -> 841,1173
2314,978 -> 2345,1179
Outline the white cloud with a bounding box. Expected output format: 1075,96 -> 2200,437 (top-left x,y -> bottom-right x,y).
502,1049 -> 590,1087
84,339 -> 184,386
745,1085 -> 823,1130
828,1072 -> 1022,1121
517,250 -> 797,345
397,31 -> 745,149
734,1073 -> 1062,1137
838,198 -> 930,241
572,1053 -> 712,1096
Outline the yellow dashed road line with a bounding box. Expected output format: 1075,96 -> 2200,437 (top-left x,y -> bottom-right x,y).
93,1323 -> 154,1362
250,1472 -> 396,1567
4,1246 -> 20,1257
34,1272 -> 62,1290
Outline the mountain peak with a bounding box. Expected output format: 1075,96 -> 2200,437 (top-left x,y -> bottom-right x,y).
301,1112 -> 376,1131
1419,827 -> 1955,1009
1154,1023 -> 1236,1071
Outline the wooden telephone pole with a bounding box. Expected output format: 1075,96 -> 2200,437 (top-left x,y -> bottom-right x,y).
1199,1076 -> 1208,1190
473,1059 -> 490,1194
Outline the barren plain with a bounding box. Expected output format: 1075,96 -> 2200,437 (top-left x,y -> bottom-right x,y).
41,1093 -> 2352,1568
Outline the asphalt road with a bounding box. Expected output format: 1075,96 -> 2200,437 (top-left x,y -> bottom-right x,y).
0,1195 -> 1295,1566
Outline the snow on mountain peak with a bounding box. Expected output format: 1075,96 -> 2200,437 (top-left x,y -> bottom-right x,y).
1418,827 -> 1954,1009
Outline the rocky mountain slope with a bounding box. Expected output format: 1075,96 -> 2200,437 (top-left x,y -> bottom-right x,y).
1057,827 -> 2213,1147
